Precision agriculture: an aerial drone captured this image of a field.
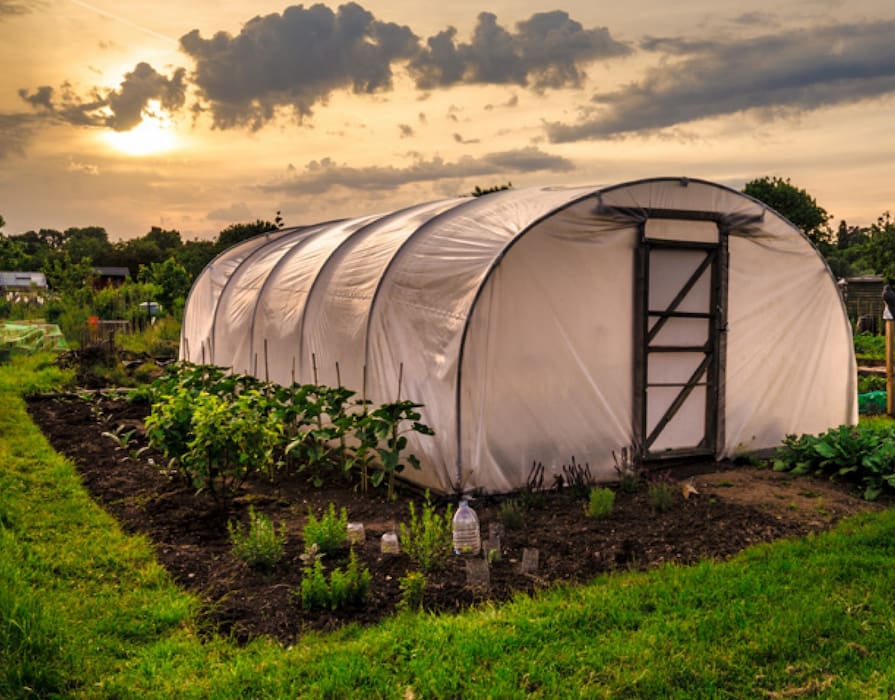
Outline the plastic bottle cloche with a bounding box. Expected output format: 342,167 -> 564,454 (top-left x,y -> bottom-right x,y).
452,499 -> 481,556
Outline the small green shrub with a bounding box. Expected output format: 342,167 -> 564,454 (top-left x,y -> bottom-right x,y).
228,506 -> 286,569
304,503 -> 348,555
498,499 -> 525,530
398,492 -> 454,573
585,487 -> 615,519
773,423 -> 895,500
858,374 -> 886,394
853,333 -> 885,360
648,480 -> 675,513
298,547 -> 330,611
329,550 -> 372,610
397,571 -> 427,612
299,546 -> 371,611
180,389 -> 283,500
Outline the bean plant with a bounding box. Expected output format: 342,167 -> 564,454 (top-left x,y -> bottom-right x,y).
142,362 -> 436,499
182,389 -> 283,500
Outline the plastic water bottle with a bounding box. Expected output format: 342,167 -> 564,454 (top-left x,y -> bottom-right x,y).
452,500 -> 481,556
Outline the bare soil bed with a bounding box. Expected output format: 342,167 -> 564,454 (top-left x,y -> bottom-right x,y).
26,392 -> 884,645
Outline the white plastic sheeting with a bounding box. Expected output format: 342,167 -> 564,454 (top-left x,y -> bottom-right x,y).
181,178 -> 857,494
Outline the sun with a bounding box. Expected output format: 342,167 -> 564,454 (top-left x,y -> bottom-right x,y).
102,105 -> 178,157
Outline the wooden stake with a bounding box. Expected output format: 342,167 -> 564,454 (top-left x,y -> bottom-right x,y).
312,352 -> 319,385
335,361 -> 341,388
264,339 -> 270,383
397,362 -> 404,402
887,319 -> 894,417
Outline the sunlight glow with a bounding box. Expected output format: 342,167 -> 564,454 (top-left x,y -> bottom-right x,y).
103,105 -> 178,156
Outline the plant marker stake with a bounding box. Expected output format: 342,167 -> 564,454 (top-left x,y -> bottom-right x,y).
312,352 -> 319,385
886,316 -> 895,416
264,339 -> 270,383
362,364 -> 367,409
335,361 -> 341,388
291,356 -> 296,386
397,362 -> 404,402
201,341 -> 206,366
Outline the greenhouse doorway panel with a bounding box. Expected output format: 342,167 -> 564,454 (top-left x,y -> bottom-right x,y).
636,221 -> 724,461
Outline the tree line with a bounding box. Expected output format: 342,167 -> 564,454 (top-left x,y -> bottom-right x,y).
1,181 -> 893,321
0,215 -> 282,341
742,177 -> 895,280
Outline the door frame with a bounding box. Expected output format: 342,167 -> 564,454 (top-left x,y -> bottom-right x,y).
632,211 -> 729,462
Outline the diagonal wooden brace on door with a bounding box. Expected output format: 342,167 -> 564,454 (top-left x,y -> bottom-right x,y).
645,352 -> 712,451
647,249 -> 715,344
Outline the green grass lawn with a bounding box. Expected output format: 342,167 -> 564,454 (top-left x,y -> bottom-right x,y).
3,354 -> 895,698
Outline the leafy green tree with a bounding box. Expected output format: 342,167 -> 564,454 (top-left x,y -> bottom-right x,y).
0,235 -> 29,270
139,258 -> 191,317
215,220 -> 277,252
743,177 -> 831,247
174,240 -> 217,279
143,226 -> 182,254
43,253 -> 95,297
62,226 -> 114,265
471,182 -> 513,197
861,213 -> 895,281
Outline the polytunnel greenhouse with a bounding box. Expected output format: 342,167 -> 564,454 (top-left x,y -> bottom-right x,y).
180,177 -> 857,494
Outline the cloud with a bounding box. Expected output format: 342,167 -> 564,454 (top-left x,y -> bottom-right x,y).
19,5 -> 630,136
19,62 -> 187,131
453,132 -> 479,144
66,159 -> 100,175
207,202 -> 252,221
263,146 -> 574,194
398,123 -> 415,138
731,11 -> 775,26
409,10 -> 631,90
638,36 -> 719,54
0,0 -> 31,18
180,2 -> 419,130
0,114 -> 35,158
546,21 -> 895,141
485,94 -> 520,110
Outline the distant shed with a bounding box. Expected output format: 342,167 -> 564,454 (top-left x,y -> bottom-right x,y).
0,271 -> 48,303
93,266 -> 130,289
844,275 -> 884,332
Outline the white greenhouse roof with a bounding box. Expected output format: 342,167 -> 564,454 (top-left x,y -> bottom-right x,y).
181,178 -> 856,494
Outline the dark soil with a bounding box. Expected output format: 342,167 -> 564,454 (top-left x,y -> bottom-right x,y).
26,392 -> 884,645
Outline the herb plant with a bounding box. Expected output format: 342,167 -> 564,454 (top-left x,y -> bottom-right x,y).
397,571 -> 427,612
648,471 -> 676,513
228,506 -> 286,569
498,498 -> 525,530
586,487 -> 615,519
299,545 -> 371,611
303,503 -> 348,555
398,491 -> 454,573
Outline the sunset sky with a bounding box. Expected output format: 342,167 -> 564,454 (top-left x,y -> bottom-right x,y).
1,0 -> 893,241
